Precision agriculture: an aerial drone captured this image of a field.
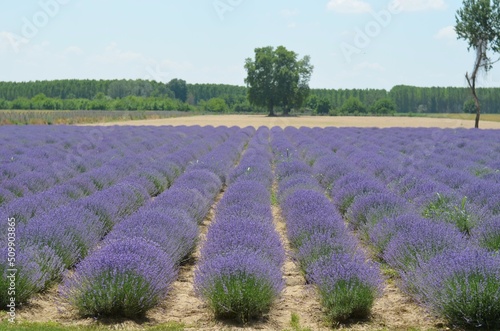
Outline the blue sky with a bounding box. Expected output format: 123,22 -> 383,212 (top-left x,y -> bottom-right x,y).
1,0 -> 500,90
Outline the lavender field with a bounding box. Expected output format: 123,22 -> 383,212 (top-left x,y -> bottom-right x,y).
1,125 -> 500,330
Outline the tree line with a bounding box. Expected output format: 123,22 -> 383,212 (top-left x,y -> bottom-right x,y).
0,79 -> 499,114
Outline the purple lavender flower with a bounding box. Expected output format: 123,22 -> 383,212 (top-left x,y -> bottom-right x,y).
276,160 -> 313,181
296,232 -> 359,274
194,250 -> 284,322
60,237 -> 177,318
78,182 -> 149,231
201,217 -> 285,266
106,208 -> 198,264
332,173 -> 385,215
471,216 -> 500,251
0,187 -> 15,206
308,252 -> 382,322
19,205 -> 105,267
384,219 -> 468,272
173,169 -> 222,201
410,248 -> 500,328
1,244 -> 64,306
346,193 -> 411,231
153,187 -> 209,224
282,190 -> 346,248
2,180 -> 29,198
278,174 -> 323,201
312,155 -> 351,189
369,214 -> 429,257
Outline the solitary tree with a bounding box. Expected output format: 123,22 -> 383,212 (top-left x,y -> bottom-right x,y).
455,0 -> 500,128
244,46 -> 313,116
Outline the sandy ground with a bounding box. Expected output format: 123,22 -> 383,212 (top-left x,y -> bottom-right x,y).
80,114 -> 500,129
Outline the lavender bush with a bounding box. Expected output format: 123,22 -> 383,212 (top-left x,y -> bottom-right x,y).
471,216 -> 500,251
309,252 -> 382,323
60,238 -> 177,318
331,173 -> 385,215
384,219 -> 468,273
346,193 -> 410,233
369,214 -> 429,257
195,139 -> 284,322
282,190 -> 346,248
1,244 -> 64,307
106,208 -> 198,264
195,250 -> 284,322
19,205 -> 105,267
411,249 -> 500,328
274,128 -> 382,323
421,193 -> 487,234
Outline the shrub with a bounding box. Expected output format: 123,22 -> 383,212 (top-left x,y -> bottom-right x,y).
195,250 -> 283,322
331,173 -> 385,215
369,214 -> 428,257
106,208 -> 198,264
153,188 -> 209,224
309,253 -> 382,323
312,156 -> 351,189
422,193 -> 487,234
61,238 -> 176,318
201,217 -> 285,267
346,193 -> 410,232
282,190 -> 346,248
411,249 -> 500,328
0,245 -> 64,307
296,233 -> 358,274
19,206 -> 104,267
471,216 -> 500,251
384,219 -> 468,273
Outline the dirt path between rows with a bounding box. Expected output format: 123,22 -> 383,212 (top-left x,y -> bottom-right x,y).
146,189 -> 224,330
266,199 -> 327,330
80,114 -> 500,129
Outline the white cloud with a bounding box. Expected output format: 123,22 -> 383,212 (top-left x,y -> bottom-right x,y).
434,26 -> 456,40
393,0 -> 446,12
326,0 -> 372,14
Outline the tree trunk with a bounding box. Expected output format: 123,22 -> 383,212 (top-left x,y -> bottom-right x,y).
466,43 -> 484,129
467,77 -> 481,129
474,96 -> 481,129
268,104 -> 275,117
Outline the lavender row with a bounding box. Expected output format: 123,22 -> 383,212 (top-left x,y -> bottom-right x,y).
306,127 -> 498,245
0,127 -> 232,309
60,127 -> 252,317
301,127 -> 500,328
0,126 -> 186,203
195,127 -> 285,322
272,128 -> 382,323
0,126 -> 207,222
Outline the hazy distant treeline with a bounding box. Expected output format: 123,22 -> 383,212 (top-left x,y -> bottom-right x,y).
0,79 -> 499,114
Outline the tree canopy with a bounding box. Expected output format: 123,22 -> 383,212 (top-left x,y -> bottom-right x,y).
340,97 -> 366,114
455,0 -> 500,128
244,46 -> 313,116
